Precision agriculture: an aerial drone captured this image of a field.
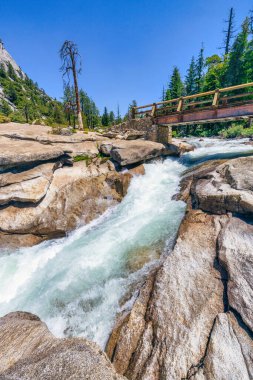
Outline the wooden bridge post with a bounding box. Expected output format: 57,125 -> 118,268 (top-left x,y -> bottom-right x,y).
177,98 -> 183,112
212,90 -> 220,108
151,103 -> 157,117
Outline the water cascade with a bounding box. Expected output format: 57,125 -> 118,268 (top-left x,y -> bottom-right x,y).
0,138 -> 253,348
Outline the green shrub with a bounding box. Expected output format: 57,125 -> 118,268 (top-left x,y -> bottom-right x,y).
0,114 -> 10,123
219,123 -> 253,138
73,155 -> 91,162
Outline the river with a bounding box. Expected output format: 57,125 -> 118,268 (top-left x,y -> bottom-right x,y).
0,138 -> 253,348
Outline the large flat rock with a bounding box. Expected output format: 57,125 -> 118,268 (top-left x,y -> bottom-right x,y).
0,162 -> 56,205
0,312 -> 125,380
0,122 -> 103,143
0,136 -> 67,168
194,157 -> 253,214
100,140 -> 167,166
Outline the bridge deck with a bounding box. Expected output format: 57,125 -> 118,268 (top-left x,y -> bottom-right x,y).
133,82 -> 253,126
157,102 -> 253,125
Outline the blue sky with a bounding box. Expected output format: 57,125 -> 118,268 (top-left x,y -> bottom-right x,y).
0,0 -> 252,115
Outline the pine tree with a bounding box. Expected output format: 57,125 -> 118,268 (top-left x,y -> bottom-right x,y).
168,67 -> 184,99
128,100 -> 137,119
63,84 -> 76,126
101,107 -> 109,126
203,55 -> 225,90
223,8 -> 236,55
225,17 -> 250,86
109,111 -> 115,125
196,45 -> 205,92
185,57 -> 197,95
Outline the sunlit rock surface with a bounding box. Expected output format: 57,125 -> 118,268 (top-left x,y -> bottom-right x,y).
107,155 -> 253,380
0,312 -> 126,380
0,124 -> 147,248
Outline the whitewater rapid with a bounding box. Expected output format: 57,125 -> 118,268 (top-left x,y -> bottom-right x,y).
0,138 -> 253,348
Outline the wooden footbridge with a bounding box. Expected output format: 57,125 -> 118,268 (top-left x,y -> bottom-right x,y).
132,82 -> 253,129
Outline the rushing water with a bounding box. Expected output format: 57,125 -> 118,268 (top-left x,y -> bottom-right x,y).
0,138 -> 253,348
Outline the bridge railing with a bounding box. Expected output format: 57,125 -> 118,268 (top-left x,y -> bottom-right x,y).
132,82 -> 253,120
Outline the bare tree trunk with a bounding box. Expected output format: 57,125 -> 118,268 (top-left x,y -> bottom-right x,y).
71,54 -> 83,130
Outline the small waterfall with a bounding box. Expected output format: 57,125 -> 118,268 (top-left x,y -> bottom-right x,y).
0,138 -> 253,348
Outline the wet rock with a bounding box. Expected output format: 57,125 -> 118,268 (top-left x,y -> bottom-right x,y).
0,311 -> 126,380
166,139 -> 194,156
0,232 -> 44,250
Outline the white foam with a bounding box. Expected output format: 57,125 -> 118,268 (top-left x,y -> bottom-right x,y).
0,138 -> 251,348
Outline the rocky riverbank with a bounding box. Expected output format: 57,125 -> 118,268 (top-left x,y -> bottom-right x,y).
0,123 -> 192,249
106,155 -> 253,379
1,130 -> 252,380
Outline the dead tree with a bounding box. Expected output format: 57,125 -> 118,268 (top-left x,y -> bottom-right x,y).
60,40 -> 83,129
223,8 -> 235,55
